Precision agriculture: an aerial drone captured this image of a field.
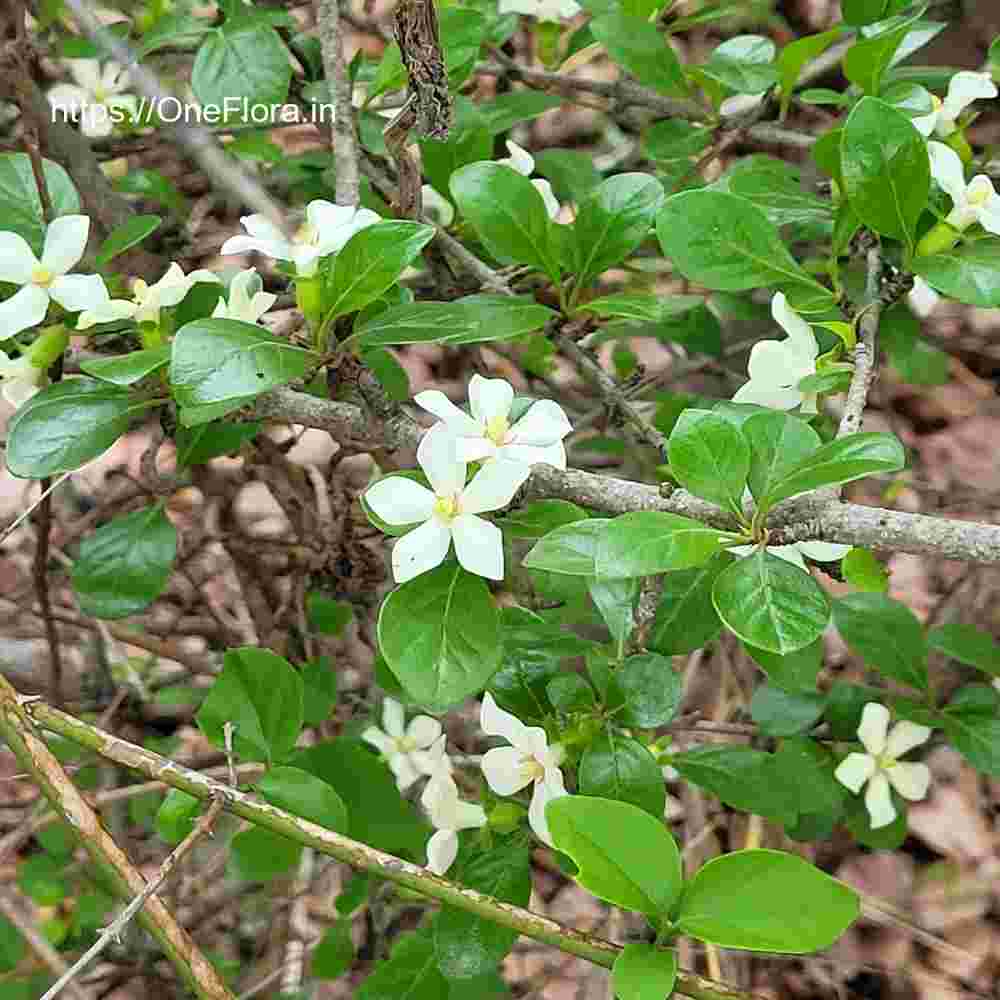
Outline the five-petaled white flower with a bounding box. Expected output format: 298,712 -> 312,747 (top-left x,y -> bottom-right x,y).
927,141 -> 1000,236
365,426 -> 530,583
480,693 -> 567,847
730,540 -> 851,570
498,0 -> 582,21
421,767 -> 487,875
834,702 -> 932,829
497,141 -> 561,219
0,352 -> 46,408
361,697 -> 444,791
212,268 -> 277,324
732,292 -> 819,412
0,216 -> 109,336
78,262 -> 219,329
47,59 -> 137,139
908,276 -> 940,319
220,200 -> 381,276
913,71 -> 997,138
415,374 -> 572,470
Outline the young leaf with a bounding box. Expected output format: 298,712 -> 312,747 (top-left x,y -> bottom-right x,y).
590,12 -> 687,97
676,849 -> 859,952
546,796 -> 682,917
649,553 -> 731,655
579,731 -> 666,819
612,943 -> 678,1000
615,652 -> 684,727
928,623 -> 1000,678
713,549 -> 831,654
668,409 -> 749,515
256,766 -> 348,833
841,547 -> 889,592
377,563 -> 501,710
741,410 -> 821,504
95,215 -> 162,268
913,238 -> 1000,308
71,505 -> 177,619
196,647 -> 304,763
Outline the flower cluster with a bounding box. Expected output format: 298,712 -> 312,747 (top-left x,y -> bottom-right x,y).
927,140 -> 1000,237
366,375 -> 572,584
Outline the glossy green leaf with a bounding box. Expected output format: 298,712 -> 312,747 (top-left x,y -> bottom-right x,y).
745,639 -> 823,692
913,238 -> 1000,307
175,420 -> 261,467
301,657 -> 338,726
649,553 -> 731,655
928,623 -> 1000,678
359,931 -> 448,1000
579,731 -> 665,819
591,12 -> 687,97
776,29 -> 844,116
547,674 -> 595,712
612,943 -> 678,1000
155,789 -> 201,845
114,168 -> 186,215
18,855 -> 66,906
95,215 -> 162,268
546,796 -> 682,917
71,505 -> 177,619
231,826 -> 301,881
643,120 -> 713,161
257,766 -> 348,833
727,167 -> 832,228
192,22 -> 291,115
80,345 -> 171,385
842,10 -> 919,94
615,652 -> 683,727
501,500 -> 587,539
742,410 -> 821,505
0,153 -> 80,254
668,409 -> 749,514
523,519 -> 610,576
588,577 -> 636,648
378,563 -> 501,710
750,685 -> 825,736
0,915 -> 25,973
312,921 -> 354,979
842,548 -> 889,592
833,593 -> 928,689
939,712 -> 1000,776
534,148 -> 604,203
713,549 -> 831,654
677,849 -> 859,952
580,293 -> 703,323
702,35 -> 778,94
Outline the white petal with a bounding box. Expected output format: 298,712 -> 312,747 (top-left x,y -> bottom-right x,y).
468,375 -> 514,423
422,769 -> 460,825
908,276 -> 940,318
928,141 -> 969,206
421,185 -> 454,227
415,734 -> 451,778
426,829 -> 459,875
219,234 -> 292,261
460,459 -> 530,514
481,745 -> 532,796
481,691 -> 545,752
47,84 -> 88,116
885,720 -> 932,758
76,298 -> 138,329
389,751 -> 422,791
744,340 -> 798,388
497,441 -> 566,469
361,725 -> 395,755
0,232 -> 41,284
79,109 -> 113,138
48,274 -> 109,312
771,292 -> 818,358
864,772 -> 897,829
857,702 -> 890,756
911,110 -> 939,137
509,399 -> 572,447
406,715 -> 443,749
104,94 -> 137,119
3,374 -> 43,408
382,697 -> 406,738
68,59 -> 102,93
453,799 -> 488,831
765,544 -> 808,570
834,752 -> 877,794
41,215 -> 89,274
731,381 -> 803,411
886,761 -> 931,801
365,476 -> 436,525
796,540 -> 851,563
974,190 -> 1000,236
417,425 -> 466,497
500,141 -> 534,176
391,517 -> 451,584
413,390 -> 482,436
241,214 -> 288,245
451,513 -> 504,580
533,179 -> 561,220
305,199 -> 354,233
455,437 -> 496,463
527,768 -> 568,847
941,71 -> 997,122
0,285 -> 51,335
292,245 -> 324,275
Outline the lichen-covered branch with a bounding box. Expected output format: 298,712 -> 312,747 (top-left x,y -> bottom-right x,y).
317,0 -> 361,207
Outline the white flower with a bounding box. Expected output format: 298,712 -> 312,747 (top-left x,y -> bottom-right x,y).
479,692 -> 567,847
365,426 -> 530,583
732,292 -> 819,412
928,141 -> 1000,236
913,71 -> 997,138
421,768 -> 487,875
497,142 -> 561,219
908,276 -> 940,318
420,186 -> 454,228
220,201 -> 381,276
211,268 -> 277,324
730,540 -> 851,570
415,374 -> 572,469
720,91 -> 768,118
0,216 -> 109,336
0,352 -> 46,408
361,697 -> 443,791
78,262 -> 219,329
498,0 -> 581,20
834,702 -> 932,829
47,59 -> 137,139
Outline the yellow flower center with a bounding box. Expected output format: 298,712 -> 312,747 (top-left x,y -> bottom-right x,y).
931,94 -> 942,111
93,85 -> 108,103
131,278 -> 151,304
434,495 -> 459,522
31,267 -> 54,288
394,735 -> 418,753
520,754 -> 545,782
485,414 -> 510,446
874,751 -> 897,772
967,181 -> 991,206
294,221 -> 318,247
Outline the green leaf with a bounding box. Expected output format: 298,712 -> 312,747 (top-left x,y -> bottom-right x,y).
231,826 -> 301,880
170,318 -> 318,418
928,623 -> 1000,678
579,293 -> 703,323
643,120 -> 713,162
677,849 -> 859,952
701,35 -> 778,94
656,190 -> 829,298
18,855 -> 66,906
312,921 -> 354,979
6,379 -> 134,478
713,549 -> 831,654
833,593 -> 928,689
777,29 -> 844,116
95,215 -> 162,268
546,796 -> 682,917
196,647 -> 304,763
939,713 -> 1000,776
773,737 -> 846,830
450,295 -> 557,345
501,500 -> 587,539
0,916 -> 25,973
175,420 -> 261,467
761,432 -> 906,507
745,639 -> 823,692
841,0 -> 892,25
435,842 -> 532,979
727,167 -> 832,228
842,10 -> 919,94
571,174 -> 665,289
588,577 -> 636,648
257,766 -> 348,833
547,674 -> 595,712
913,238 -> 1000,307
742,411 -> 821,505
192,23 -> 291,117
326,222 -> 434,319
649,553 -> 731,655
306,594 -> 354,635
378,563 -> 501,710
476,91 -> 564,134
750,685 -> 825,736
591,12 -> 687,97
880,303 -> 949,385
80,345 -> 171,386
71,505 -> 177,619
668,409 -> 749,515
579,731 -> 666,819
301,658 -> 338,726
451,163 -> 560,281
534,149 -> 603,203
114,168 -> 186,215
842,548 -> 889,592
523,519 -> 610,576
135,12 -> 211,57
359,932 -> 448,1000
0,153 -> 79,254
612,943 -> 678,1000
616,653 -> 683,727
155,789 -> 201,845
841,97 -> 929,250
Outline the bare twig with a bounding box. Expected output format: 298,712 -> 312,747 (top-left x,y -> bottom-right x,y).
317,0 -> 360,206
837,245 -> 883,439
